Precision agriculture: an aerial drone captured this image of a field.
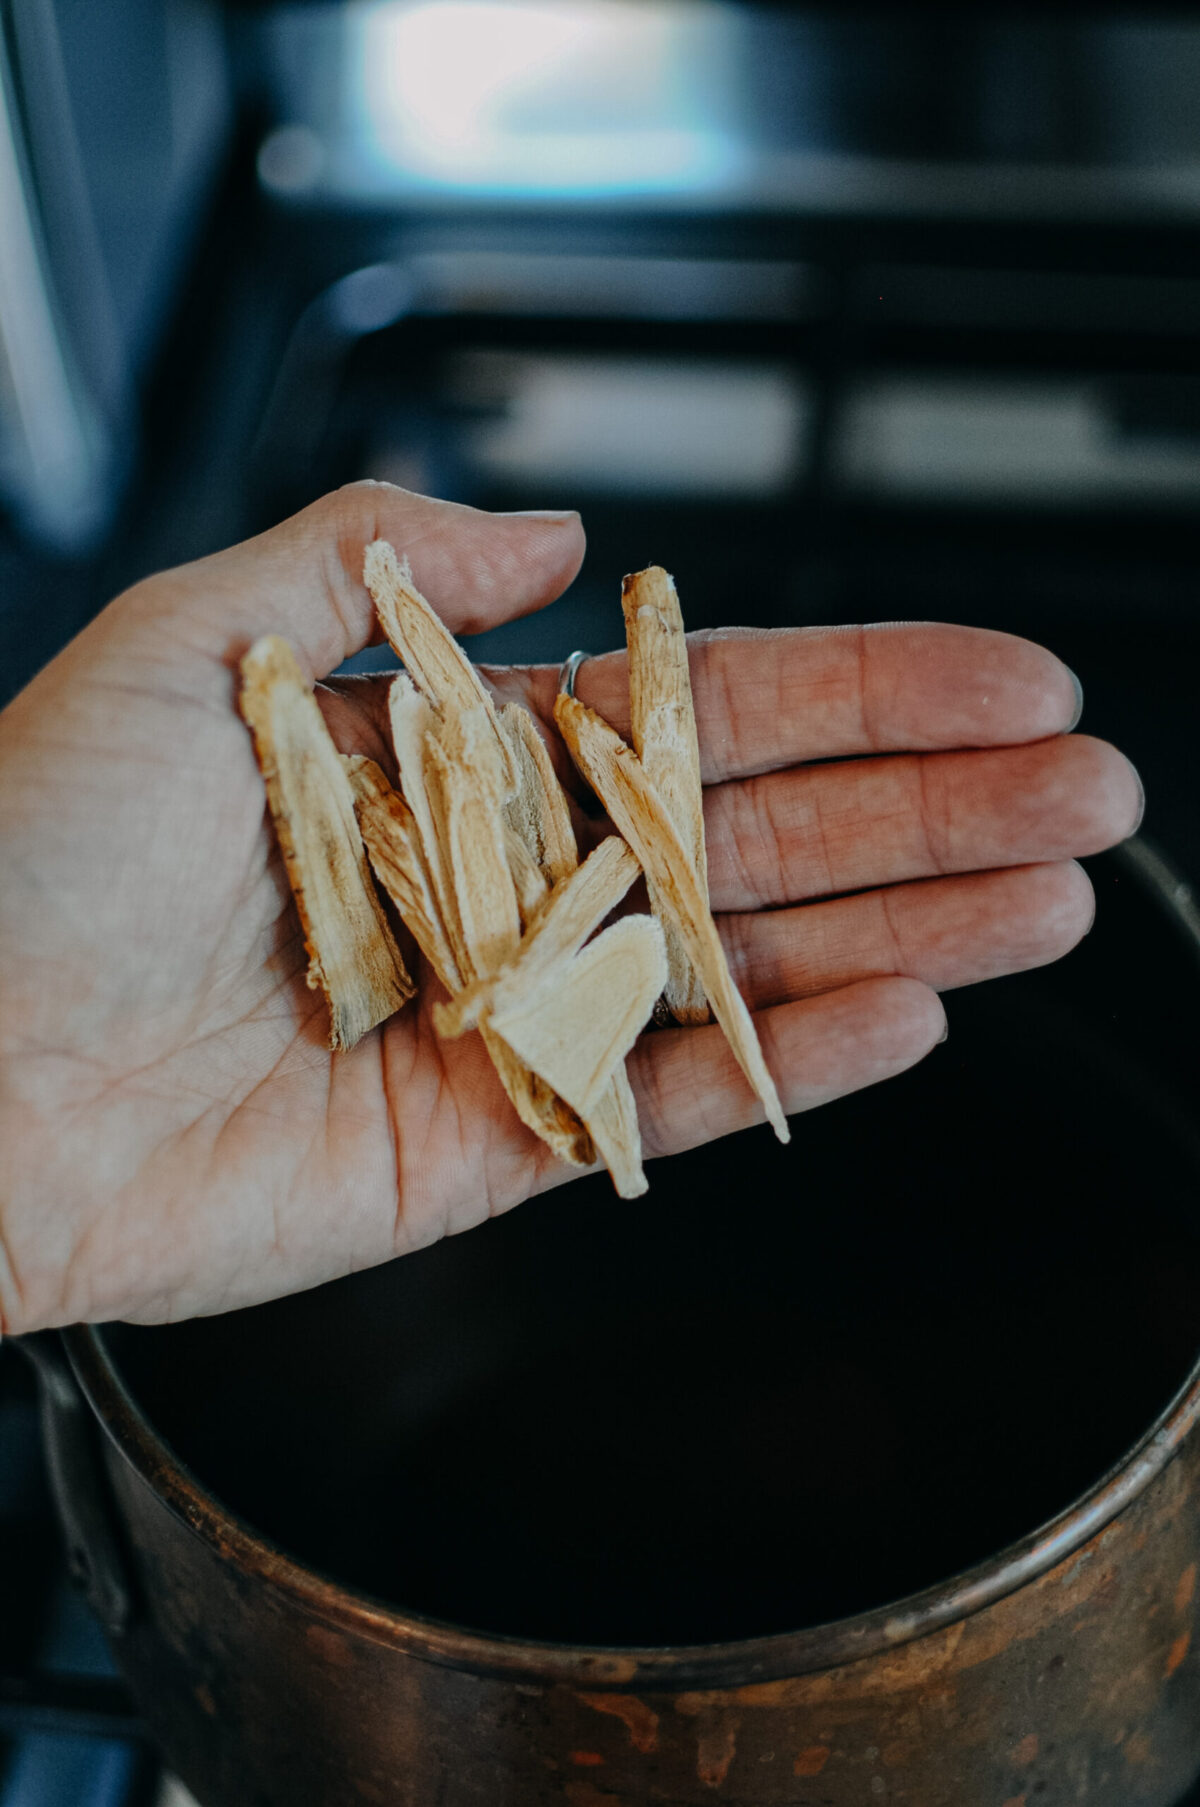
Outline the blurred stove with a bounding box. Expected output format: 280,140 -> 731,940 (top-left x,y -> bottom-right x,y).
6,5 -> 1199,859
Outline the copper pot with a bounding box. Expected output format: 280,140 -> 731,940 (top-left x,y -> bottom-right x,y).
26,840 -> 1200,1805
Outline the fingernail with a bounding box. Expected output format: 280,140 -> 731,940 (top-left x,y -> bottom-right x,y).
1065,665 -> 1084,731
504,508 -> 580,523
1129,758 -> 1146,835
937,1021 -> 949,1044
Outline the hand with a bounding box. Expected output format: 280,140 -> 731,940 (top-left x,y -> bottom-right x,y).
0,485 -> 1141,1333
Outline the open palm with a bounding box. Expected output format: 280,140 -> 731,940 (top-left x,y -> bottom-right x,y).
0,485 -> 1141,1334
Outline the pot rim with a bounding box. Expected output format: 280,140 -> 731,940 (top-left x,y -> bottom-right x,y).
63,837 -> 1200,1692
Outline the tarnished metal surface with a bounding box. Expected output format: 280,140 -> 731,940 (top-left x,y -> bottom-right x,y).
61,1321 -> 1200,1807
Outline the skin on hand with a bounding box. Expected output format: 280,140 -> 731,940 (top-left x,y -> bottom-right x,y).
0,483 -> 1143,1334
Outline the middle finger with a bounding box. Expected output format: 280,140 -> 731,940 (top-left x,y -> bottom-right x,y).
705,733 -> 1142,911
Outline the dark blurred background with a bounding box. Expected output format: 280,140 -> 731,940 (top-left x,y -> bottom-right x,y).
5,7 -> 1200,1801
3,0 -> 1200,872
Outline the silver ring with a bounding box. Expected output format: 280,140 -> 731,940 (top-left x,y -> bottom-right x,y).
558,649 -> 590,699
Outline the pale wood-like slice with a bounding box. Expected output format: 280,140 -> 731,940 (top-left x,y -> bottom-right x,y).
480,1024 -> 596,1169
586,1063 -> 648,1200
239,636 -> 413,1050
504,823 -> 549,929
352,750 -> 593,1166
423,705 -> 521,982
364,540 -> 514,793
488,914 -> 666,1123
498,702 -> 577,887
493,709 -> 645,1186
555,692 -> 790,1144
431,826 -> 646,1194
386,674 -> 459,948
434,835 -> 640,1040
622,566 -> 710,1025
346,755 -> 461,990
418,701 -> 594,1167
367,578 -> 608,1172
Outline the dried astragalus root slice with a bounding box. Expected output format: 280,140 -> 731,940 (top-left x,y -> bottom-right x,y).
359,544 -> 645,1184
484,916 -> 663,1200
504,825 -> 549,929
424,709 -> 595,1165
481,1025 -> 596,1169
386,672 -> 467,974
239,636 -> 413,1050
586,1064 -> 647,1200
488,916 -> 666,1122
498,701 -> 577,888
435,836 -> 640,1040
555,691 -> 790,1144
423,705 -> 522,983
622,566 -> 710,1025
345,755 -> 460,990
363,539 -> 514,793
433,837 -> 654,1197
354,713 -> 595,1169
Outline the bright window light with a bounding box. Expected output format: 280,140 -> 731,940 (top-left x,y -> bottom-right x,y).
352,0 -> 743,197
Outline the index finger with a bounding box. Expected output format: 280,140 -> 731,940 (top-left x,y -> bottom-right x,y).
506,623 -> 1081,785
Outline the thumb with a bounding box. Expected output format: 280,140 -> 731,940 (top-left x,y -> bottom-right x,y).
116,483 -> 586,682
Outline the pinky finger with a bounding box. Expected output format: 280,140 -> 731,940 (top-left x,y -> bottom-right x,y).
630,976 -> 947,1160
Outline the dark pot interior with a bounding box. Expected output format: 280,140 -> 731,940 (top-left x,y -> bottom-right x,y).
105,846 -> 1200,1648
